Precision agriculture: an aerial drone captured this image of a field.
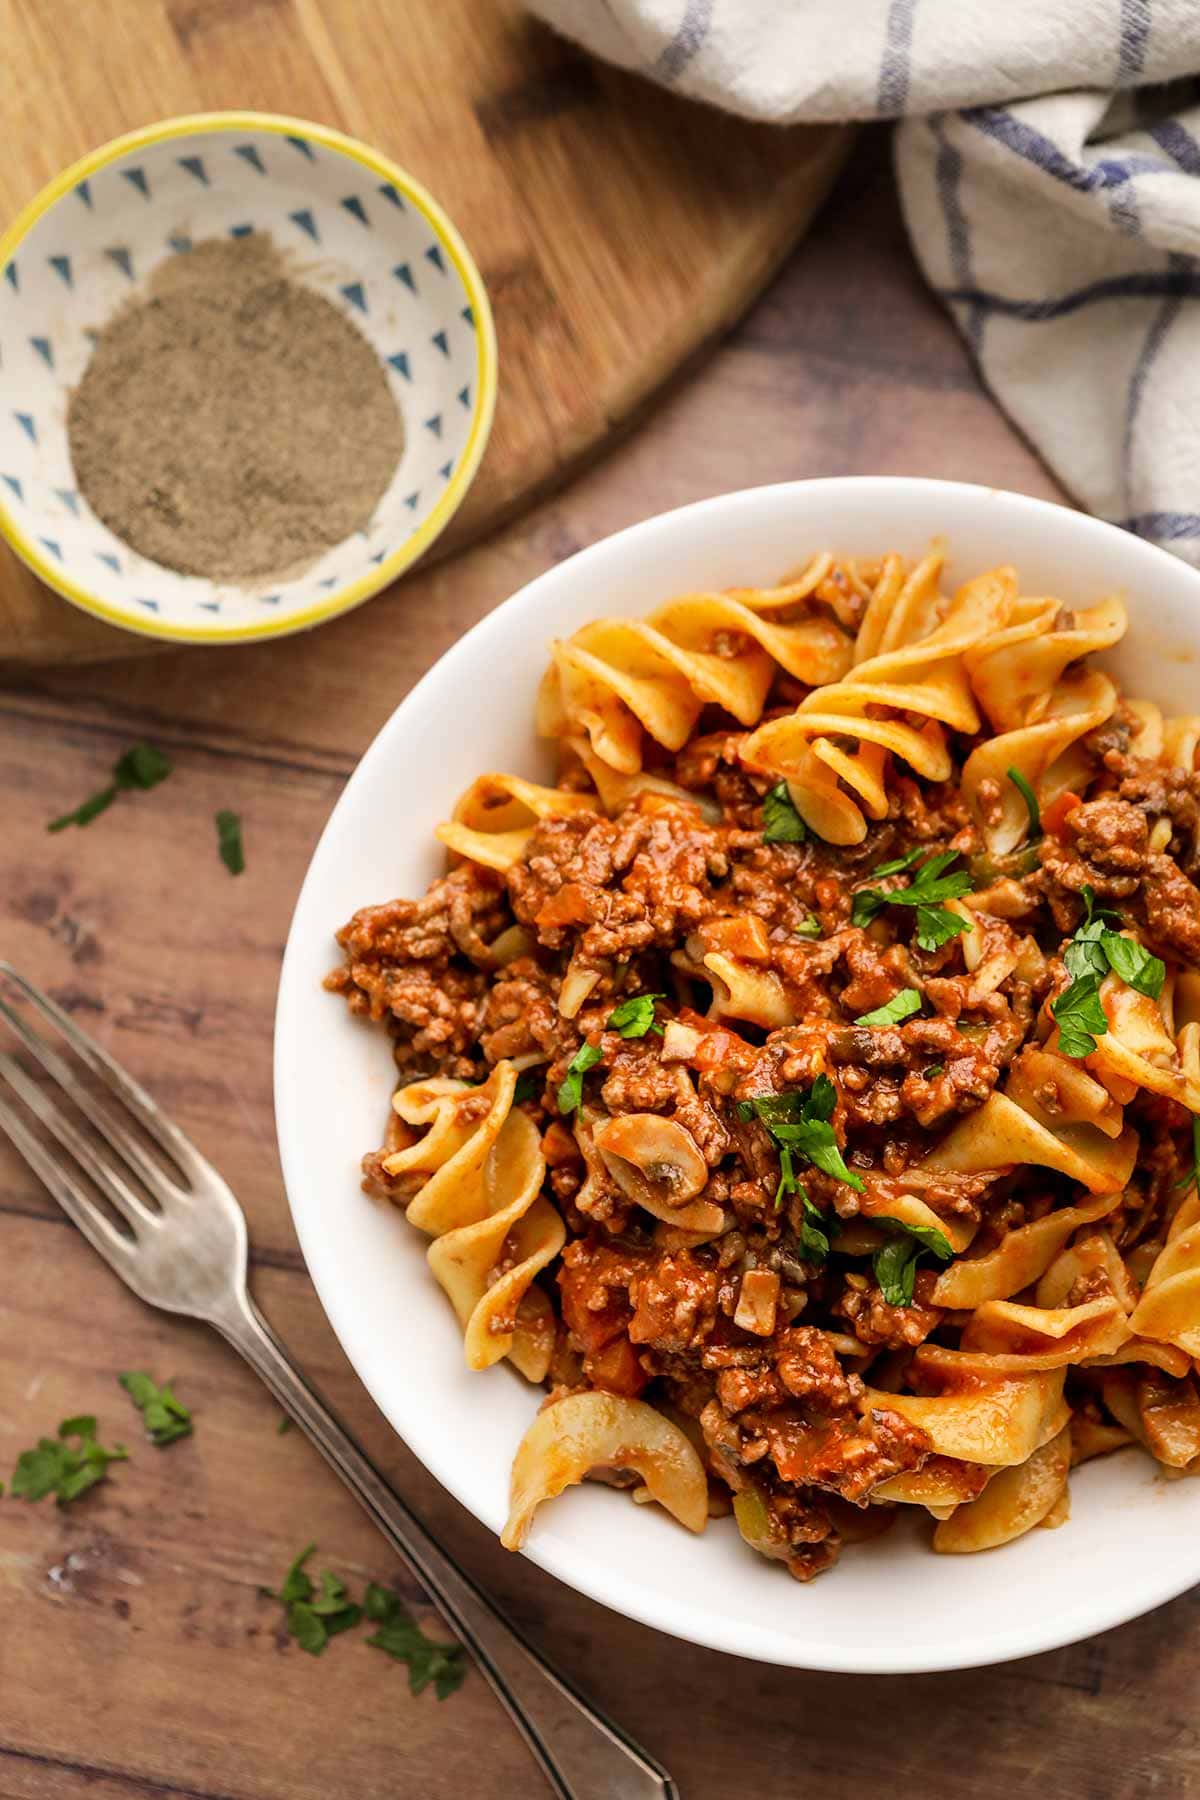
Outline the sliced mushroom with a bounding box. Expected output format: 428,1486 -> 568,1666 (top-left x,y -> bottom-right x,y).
592,1113 -> 725,1236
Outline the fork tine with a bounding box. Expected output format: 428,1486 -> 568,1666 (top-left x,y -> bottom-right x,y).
0,1086 -> 138,1271
0,964 -> 200,1192
0,1050 -> 161,1232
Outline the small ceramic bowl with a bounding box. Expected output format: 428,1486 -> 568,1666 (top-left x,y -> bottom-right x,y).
0,112 -> 497,644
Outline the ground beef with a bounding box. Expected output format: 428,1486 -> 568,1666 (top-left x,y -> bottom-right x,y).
628,1251 -> 722,1353
835,1277 -> 942,1349
1142,854 -> 1200,963
330,635 -> 1199,1583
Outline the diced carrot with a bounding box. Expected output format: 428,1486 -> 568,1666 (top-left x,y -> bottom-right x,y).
535,882 -> 593,929
584,1335 -> 649,1397
1042,790 -> 1082,838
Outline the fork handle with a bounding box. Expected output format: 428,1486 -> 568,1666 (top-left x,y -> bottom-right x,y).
211,1290 -> 678,1800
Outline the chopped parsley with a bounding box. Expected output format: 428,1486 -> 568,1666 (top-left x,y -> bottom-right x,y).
556,1041 -> 603,1113
215,809 -> 245,875
799,1188 -> 836,1262
761,781 -> 806,845
869,846 -> 924,878
855,988 -> 922,1027
278,1415 -> 294,1435
851,851 -> 973,953
10,1416 -> 128,1506
365,1582 -> 467,1700
1051,973 -> 1108,1059
1176,1115 -> 1200,1190
1051,887 -> 1165,1059
772,1152 -> 838,1262
607,993 -> 665,1039
118,1372 -> 192,1447
261,1545 -> 363,1656
512,1067 -> 543,1105
923,1063 -> 945,1079
872,1218 -> 954,1306
738,1073 -> 864,1192
48,743 -> 171,833
794,915 -> 822,938
1006,767 -> 1042,838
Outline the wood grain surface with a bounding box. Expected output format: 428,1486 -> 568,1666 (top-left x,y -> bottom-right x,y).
3,136 -> 1198,1800
0,0 -> 849,665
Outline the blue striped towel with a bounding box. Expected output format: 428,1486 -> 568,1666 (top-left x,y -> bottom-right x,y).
529,0 -> 1200,562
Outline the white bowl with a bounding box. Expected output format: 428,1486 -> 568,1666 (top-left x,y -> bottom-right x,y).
0,112 -> 496,644
275,478 -> 1200,1671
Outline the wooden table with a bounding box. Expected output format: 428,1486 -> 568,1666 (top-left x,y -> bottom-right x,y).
2,134 -> 1197,1800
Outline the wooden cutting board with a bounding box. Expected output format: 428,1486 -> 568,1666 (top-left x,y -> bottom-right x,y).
0,0 -> 850,665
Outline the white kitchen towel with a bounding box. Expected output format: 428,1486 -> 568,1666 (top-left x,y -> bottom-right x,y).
529,1 -> 1200,561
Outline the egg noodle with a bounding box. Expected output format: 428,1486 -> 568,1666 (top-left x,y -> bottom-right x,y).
327,549 -> 1200,1577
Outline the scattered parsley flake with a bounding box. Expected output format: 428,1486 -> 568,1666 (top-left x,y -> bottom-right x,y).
262,1545 -> 363,1657
607,993 -> 665,1039
855,988 -> 922,1027
48,742 -> 171,833
871,1218 -> 953,1307
851,851 -> 974,952
798,1187 -> 836,1264
215,809 -> 245,875
1176,1115 -> 1200,1190
761,782 -> 806,845
1052,971 -> 1108,1059
794,915 -> 822,938
914,903 -> 971,953
365,1582 -> 467,1700
556,1041 -> 603,1114
870,846 -> 924,879
923,1063 -> 945,1079
739,1074 -> 864,1192
1100,933 -> 1165,1000
278,1415 -> 294,1436
1052,898 -> 1165,1059
119,1371 -> 192,1446
10,1416 -> 128,1506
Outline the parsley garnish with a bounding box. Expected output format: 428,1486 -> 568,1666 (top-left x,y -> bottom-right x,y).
512,1067 -> 542,1105
1176,1115 -> 1200,1190
872,1219 -> 953,1306
923,1063 -> 945,1079
556,1041 -> 603,1113
1006,767 -> 1042,838
118,1371 -> 192,1447
216,809 -> 245,875
794,915 -> 822,938
262,1545 -> 363,1656
1051,972 -> 1108,1059
48,743 -> 171,833
855,988 -> 922,1027
870,847 -> 924,878
738,1073 -> 865,1192
799,1187 -> 836,1263
10,1416 -> 128,1506
365,1582 -> 467,1700
762,782 -> 806,845
1052,893 -> 1165,1059
851,851 -> 973,953
607,993 -> 665,1039
278,1415 -> 294,1435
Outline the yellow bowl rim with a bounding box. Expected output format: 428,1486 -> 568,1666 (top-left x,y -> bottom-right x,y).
0,109 -> 498,646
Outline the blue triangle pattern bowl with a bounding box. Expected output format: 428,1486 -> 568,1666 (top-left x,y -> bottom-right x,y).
0,111 -> 497,644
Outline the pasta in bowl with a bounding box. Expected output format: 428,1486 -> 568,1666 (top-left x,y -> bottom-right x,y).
276,479 -> 1200,1669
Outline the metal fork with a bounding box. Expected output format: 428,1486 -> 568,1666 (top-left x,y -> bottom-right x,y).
0,963 -> 677,1800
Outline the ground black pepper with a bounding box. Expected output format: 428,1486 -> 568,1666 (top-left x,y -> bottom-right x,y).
67,232 -> 405,583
